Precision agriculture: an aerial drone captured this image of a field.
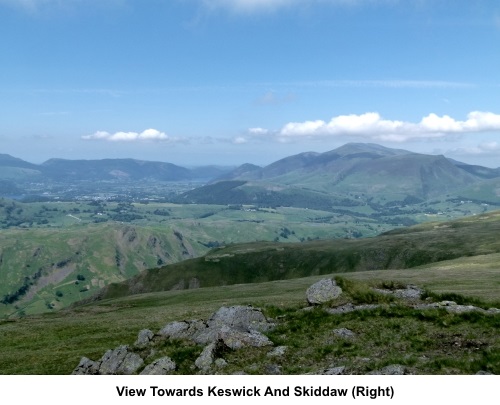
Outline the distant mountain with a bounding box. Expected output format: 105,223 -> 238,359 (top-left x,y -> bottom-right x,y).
1,144 -> 499,201
0,154 -> 40,170
448,158 -> 500,179
41,158 -> 193,181
0,154 -> 43,184
211,163 -> 262,183
178,143 -> 496,207
0,155 -> 234,183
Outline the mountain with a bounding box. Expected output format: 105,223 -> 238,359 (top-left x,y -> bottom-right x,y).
0,154 -> 40,170
211,163 -> 262,183
40,158 -> 193,181
0,154 -> 43,183
178,143 -> 488,206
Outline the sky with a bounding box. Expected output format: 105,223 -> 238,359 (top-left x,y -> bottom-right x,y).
1,0 -> 500,167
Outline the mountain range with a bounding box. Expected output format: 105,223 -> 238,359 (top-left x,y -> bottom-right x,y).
178,143 -> 500,207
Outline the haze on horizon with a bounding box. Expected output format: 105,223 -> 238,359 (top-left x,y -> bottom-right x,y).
1,0 -> 500,168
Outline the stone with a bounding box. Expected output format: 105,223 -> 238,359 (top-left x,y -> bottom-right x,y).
323,366 -> 346,375
98,345 -> 144,375
267,346 -> 287,357
306,279 -> 342,305
368,364 -> 406,375
135,329 -> 154,347
71,357 -> 100,375
158,320 -> 208,341
218,325 -> 274,349
207,305 -> 274,332
140,356 -> 176,375
214,358 -> 228,368
332,328 -> 356,338
394,286 -> 422,300
325,303 -> 379,314
264,363 -> 282,375
195,342 -> 219,370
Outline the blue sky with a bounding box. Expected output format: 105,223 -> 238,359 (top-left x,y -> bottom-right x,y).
1,0 -> 500,167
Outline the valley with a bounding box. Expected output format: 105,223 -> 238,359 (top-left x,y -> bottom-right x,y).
1,143 -> 500,318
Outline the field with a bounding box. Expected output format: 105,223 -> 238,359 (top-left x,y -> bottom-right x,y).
2,196 -> 496,318
0,258 -> 498,375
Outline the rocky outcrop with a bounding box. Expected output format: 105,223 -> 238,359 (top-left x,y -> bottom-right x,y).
140,356 -> 176,375
72,345 -> 144,375
72,305 -> 275,375
72,281 -> 499,375
306,278 -> 342,305
414,300 -> 500,314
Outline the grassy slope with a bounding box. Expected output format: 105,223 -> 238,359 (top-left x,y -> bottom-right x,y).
0,262 -> 498,375
95,211 -> 500,300
1,202 -> 384,317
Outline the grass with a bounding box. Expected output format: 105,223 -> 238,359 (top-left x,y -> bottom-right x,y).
0,264 -> 498,375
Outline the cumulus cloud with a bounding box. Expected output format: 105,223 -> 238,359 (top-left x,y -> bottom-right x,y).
250,111 -> 500,143
82,129 -> 182,143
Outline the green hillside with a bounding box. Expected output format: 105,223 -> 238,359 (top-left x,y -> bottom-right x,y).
94,211 -> 500,301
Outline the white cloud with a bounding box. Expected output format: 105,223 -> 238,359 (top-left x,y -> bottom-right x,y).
251,111 -> 500,143
82,129 -> 181,143
233,136 -> 248,144
248,127 -> 269,135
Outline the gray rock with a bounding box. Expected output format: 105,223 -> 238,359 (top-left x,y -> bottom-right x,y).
158,320 -> 208,341
71,357 -> 100,375
323,366 -> 346,375
369,364 -> 406,375
207,305 -> 274,332
475,370 -> 494,375
325,303 -> 379,314
306,279 -> 342,305
265,364 -> 282,375
140,356 -> 176,375
214,358 -> 228,368
218,325 -> 274,349
394,286 -> 422,300
195,341 -> 219,370
99,345 -> 144,375
267,345 -> 287,357
332,328 -> 356,338
135,329 -> 154,347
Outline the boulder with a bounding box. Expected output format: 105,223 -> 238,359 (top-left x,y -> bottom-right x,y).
218,325 -> 274,349
306,279 -> 342,305
207,305 -> 274,332
135,329 -> 154,347
99,345 -> 144,375
158,320 -> 208,342
71,357 -> 100,375
195,341 -> 223,370
140,356 -> 176,375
